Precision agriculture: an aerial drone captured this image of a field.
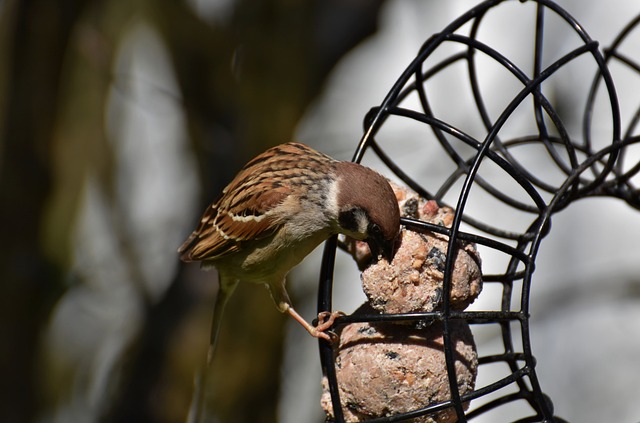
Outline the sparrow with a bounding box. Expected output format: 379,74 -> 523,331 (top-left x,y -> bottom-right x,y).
178,142 -> 400,363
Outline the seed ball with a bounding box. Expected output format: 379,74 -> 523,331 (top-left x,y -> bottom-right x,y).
321,304 -> 478,422
362,227 -> 482,314
351,182 -> 482,313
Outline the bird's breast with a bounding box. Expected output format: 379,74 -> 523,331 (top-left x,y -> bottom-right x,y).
215,225 -> 331,285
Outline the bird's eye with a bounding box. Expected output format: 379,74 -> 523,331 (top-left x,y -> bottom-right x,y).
369,223 -> 382,236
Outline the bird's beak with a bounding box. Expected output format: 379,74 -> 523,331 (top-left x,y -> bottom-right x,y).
366,237 -> 396,263
381,238 -> 396,263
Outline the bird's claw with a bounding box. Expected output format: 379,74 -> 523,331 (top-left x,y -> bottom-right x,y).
312,311 -> 346,343
316,311 -> 345,330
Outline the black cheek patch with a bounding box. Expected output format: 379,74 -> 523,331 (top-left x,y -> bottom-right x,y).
338,207 -> 364,232
338,209 -> 360,232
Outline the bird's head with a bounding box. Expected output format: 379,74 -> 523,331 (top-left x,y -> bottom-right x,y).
334,162 -> 401,262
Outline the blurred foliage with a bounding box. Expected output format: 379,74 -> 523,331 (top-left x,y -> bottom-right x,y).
0,0 -> 384,422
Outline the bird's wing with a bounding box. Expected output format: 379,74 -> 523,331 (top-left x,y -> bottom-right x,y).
178,176 -> 290,262
178,142 -> 336,262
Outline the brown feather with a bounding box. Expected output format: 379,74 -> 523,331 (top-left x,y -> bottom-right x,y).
178,142 -> 337,262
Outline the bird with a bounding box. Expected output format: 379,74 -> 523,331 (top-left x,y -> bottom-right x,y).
178,142 -> 400,363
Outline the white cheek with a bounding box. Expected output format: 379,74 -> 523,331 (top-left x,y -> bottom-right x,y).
326,179 -> 340,217
355,213 -> 369,237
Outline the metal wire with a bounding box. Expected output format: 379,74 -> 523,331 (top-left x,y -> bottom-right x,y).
318,0 -> 640,421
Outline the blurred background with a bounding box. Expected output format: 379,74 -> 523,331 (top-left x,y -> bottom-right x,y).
1,1 -> 639,423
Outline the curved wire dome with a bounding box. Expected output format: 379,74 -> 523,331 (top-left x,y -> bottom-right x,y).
317,1 -> 640,422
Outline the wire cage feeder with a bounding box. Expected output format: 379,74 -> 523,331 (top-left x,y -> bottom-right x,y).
317,0 -> 640,422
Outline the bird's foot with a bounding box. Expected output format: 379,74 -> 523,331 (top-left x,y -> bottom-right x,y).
316,311 -> 345,332
312,311 -> 346,343
285,306 -> 342,343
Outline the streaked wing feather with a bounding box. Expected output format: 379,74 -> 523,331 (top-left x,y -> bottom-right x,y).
179,181 -> 290,261
178,142 -> 336,262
